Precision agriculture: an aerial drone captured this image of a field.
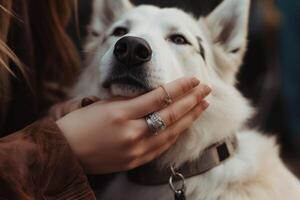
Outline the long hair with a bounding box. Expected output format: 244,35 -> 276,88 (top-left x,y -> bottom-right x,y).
0,0 -> 18,124
0,0 -> 80,126
0,0 -> 80,116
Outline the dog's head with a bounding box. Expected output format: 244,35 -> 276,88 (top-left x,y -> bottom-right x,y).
82,0 -> 253,165
85,0 -> 250,98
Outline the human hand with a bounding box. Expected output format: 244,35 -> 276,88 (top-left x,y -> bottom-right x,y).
56,77 -> 211,174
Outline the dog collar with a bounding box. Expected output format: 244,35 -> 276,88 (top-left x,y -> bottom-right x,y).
128,135 -> 238,185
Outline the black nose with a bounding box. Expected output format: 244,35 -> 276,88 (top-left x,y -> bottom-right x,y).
114,36 -> 152,67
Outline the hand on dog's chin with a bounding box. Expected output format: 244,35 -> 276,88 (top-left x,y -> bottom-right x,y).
109,84 -> 148,98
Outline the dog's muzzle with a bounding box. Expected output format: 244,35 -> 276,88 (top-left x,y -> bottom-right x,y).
103,36 -> 153,94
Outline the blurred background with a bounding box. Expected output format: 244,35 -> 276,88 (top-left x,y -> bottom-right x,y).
70,0 -> 300,177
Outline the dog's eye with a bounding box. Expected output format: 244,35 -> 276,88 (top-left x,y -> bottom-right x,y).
168,34 -> 190,45
112,27 -> 128,37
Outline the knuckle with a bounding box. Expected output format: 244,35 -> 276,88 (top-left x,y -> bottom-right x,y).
166,109 -> 177,124
110,110 -> 126,122
122,132 -> 141,148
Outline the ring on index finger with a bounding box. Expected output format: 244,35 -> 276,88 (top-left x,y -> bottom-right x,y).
159,85 -> 173,106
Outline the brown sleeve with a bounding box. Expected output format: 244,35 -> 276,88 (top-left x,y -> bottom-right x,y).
0,118 -> 96,200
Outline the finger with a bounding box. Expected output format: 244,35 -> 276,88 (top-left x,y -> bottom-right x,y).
129,85 -> 211,136
139,102 -> 209,157
157,85 -> 211,127
121,76 -> 200,118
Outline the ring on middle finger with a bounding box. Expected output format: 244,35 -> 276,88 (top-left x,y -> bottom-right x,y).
145,112 -> 167,135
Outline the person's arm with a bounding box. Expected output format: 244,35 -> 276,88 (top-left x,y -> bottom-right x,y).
0,118 -> 95,200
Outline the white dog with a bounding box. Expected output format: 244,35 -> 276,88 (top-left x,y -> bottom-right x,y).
72,0 -> 300,199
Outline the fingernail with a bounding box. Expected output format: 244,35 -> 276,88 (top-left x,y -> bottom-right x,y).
204,85 -> 212,94
192,78 -> 200,87
202,101 -> 209,109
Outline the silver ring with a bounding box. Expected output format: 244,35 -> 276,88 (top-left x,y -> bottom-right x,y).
169,172 -> 186,193
169,165 -> 186,193
145,112 -> 167,135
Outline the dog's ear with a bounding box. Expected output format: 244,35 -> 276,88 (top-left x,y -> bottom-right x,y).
204,0 -> 250,84
89,0 -> 133,36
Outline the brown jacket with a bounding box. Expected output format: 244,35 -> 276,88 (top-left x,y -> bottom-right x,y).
0,64 -> 96,199
0,118 -> 96,200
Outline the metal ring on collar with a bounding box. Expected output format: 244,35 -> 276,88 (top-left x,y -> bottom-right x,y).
169,172 -> 186,193
145,112 -> 167,135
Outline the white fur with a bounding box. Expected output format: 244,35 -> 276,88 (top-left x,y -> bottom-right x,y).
71,0 -> 300,199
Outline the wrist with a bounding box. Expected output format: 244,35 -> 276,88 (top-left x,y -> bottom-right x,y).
56,115 -> 79,156
55,112 -> 90,166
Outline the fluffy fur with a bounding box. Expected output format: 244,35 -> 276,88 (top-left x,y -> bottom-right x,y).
71,0 -> 300,199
